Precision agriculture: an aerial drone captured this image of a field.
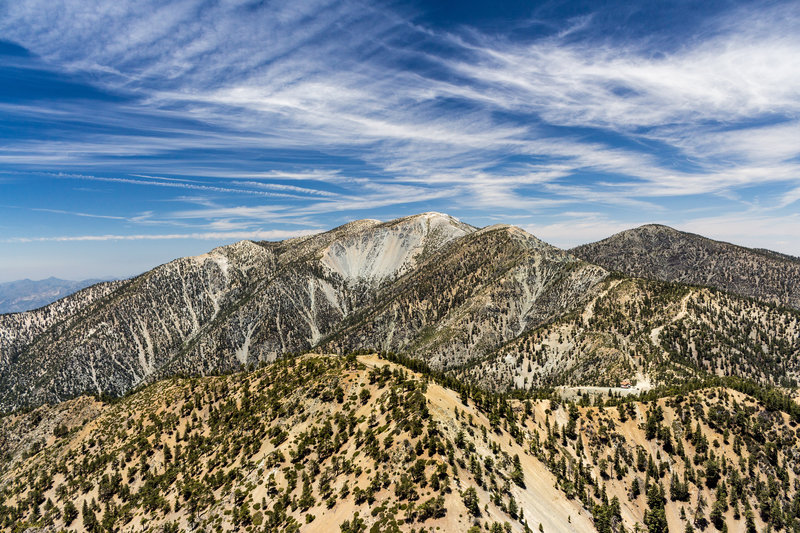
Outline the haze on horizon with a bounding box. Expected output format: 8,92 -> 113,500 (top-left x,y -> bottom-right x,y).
1,0 -> 799,282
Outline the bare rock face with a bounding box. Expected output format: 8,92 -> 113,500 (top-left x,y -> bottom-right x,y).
572,224 -> 800,309
323,224 -> 607,369
320,212 -> 474,282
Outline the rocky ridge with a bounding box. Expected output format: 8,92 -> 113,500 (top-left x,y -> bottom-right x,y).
2,213 -> 799,414
461,276 -> 800,392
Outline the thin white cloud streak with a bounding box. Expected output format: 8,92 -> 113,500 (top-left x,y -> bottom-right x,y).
216,170 -> 347,181
28,207 -> 128,220
2,229 -> 319,243
231,181 -> 339,197
166,182 -> 458,223
656,121 -> 800,166
777,186 -> 800,209
53,173 -> 312,199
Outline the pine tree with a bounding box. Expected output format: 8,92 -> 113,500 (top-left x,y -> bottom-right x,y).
462,487 -> 480,517
644,483 -> 668,533
63,501 -> 78,525
82,500 -> 100,533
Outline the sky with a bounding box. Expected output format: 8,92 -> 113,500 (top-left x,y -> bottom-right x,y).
1,0 -> 799,281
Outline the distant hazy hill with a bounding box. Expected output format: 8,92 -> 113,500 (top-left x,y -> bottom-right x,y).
0,277 -> 108,314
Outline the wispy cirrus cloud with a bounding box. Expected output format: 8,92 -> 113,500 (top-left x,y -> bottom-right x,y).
52,173 -> 317,200
2,229 -> 318,243
1,0 -> 800,279
3,1 -> 798,193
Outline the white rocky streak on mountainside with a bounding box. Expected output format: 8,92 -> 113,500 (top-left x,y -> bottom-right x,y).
648,290 -> 691,348
234,322 -> 257,365
320,212 -> 473,281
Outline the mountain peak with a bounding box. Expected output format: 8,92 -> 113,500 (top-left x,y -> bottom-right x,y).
405,211 -> 452,219
320,212 -> 475,281
633,223 -> 677,232
573,223 -> 800,308
601,223 -> 681,240
380,211 -> 468,230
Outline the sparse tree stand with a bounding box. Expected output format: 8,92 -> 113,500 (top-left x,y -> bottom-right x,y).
340,511 -> 366,533
82,499 -> 101,533
2,351 -> 800,533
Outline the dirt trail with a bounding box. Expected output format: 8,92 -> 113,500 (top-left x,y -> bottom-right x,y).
582,279 -> 623,324
649,291 -> 692,348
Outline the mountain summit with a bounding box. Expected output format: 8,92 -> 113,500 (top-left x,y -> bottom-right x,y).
572,224 -> 800,309
318,212 -> 475,281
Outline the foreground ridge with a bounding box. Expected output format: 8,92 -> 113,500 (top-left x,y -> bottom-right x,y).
1,354 -> 798,532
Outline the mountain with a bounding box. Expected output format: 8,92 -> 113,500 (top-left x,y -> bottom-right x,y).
0,213 -> 607,412
1,214 -> 800,533
572,224 -> 800,309
321,224 -> 606,369
2,214 -> 800,414
2,353 -> 797,532
0,277 -> 109,314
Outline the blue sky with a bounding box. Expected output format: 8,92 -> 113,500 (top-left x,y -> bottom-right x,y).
1,0 -> 799,281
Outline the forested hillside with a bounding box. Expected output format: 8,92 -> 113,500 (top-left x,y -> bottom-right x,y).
2,354 -> 798,532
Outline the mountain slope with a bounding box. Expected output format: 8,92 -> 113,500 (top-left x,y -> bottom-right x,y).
323,224 -> 607,369
572,224 -> 800,309
3,214 -> 799,415
0,277 -> 110,314
2,354 -> 797,532
0,354 -> 595,533
460,276 -> 800,392
0,240 -> 273,411
9,213 -> 602,412
0,279 -> 127,372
